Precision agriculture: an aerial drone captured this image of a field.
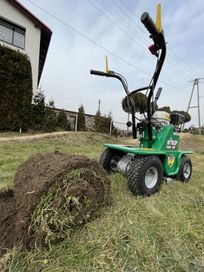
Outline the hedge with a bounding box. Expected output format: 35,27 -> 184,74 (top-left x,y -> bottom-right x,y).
0,45 -> 32,131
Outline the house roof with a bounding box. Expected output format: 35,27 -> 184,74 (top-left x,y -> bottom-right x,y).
8,0 -> 52,84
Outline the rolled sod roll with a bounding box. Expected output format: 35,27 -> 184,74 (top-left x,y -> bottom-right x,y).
13,152 -> 111,248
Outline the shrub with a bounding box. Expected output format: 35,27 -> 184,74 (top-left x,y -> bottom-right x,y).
77,105 -> 86,131
158,105 -> 191,124
157,106 -> 171,114
44,108 -> 57,132
94,111 -> 113,133
94,110 -> 102,132
122,93 -> 147,114
56,111 -> 71,131
171,110 -> 191,123
0,45 -> 32,131
30,90 -> 46,130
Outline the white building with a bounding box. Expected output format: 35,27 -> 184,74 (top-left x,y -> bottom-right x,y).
0,0 -> 52,93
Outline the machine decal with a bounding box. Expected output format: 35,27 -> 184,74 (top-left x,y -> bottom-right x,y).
166,138 -> 178,150
168,155 -> 175,167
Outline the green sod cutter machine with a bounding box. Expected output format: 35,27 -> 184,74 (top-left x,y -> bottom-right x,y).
90,4 -> 192,196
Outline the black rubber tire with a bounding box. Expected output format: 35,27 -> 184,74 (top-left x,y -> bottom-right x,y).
177,155 -> 192,183
99,148 -> 124,174
127,155 -> 163,196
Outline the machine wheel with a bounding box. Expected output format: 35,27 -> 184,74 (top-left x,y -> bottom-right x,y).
99,148 -> 124,174
177,155 -> 192,182
127,155 -> 163,196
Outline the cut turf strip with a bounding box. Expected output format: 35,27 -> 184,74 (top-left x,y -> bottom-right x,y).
0,152 -> 111,255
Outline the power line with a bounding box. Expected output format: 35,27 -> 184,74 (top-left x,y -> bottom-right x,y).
87,0 -> 147,49
167,51 -> 200,78
95,0 -> 149,46
119,0 -> 201,77
112,0 -> 149,43
119,0 -> 202,78
168,50 -> 201,78
189,77 -> 204,82
89,0 -> 190,83
94,0 -> 194,82
26,0 -> 190,94
163,58 -> 191,82
115,0 -> 199,79
26,0 -> 150,76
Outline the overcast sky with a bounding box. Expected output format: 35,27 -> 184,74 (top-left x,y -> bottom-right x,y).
20,0 -> 204,129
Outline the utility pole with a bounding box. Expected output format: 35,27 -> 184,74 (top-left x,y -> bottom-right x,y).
184,78 -> 203,135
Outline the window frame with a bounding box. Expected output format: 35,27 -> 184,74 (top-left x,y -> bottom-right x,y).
0,16 -> 26,49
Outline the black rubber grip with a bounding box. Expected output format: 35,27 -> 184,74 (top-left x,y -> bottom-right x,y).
141,12 -> 159,38
90,70 -> 107,76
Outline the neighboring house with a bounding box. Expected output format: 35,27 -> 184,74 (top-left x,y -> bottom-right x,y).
47,106 -> 96,131
0,0 -> 52,93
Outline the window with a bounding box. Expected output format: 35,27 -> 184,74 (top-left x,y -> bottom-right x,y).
0,17 -> 25,49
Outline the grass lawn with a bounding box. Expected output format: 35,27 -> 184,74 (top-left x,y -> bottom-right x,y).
0,132 -> 204,272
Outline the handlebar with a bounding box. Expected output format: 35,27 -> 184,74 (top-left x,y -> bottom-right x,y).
90,69 -> 137,138
90,70 -> 107,77
141,12 -> 165,47
90,6 -> 166,141
141,12 -> 159,38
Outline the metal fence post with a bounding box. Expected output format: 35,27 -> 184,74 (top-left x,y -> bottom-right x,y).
109,120 -> 113,135
75,114 -> 78,132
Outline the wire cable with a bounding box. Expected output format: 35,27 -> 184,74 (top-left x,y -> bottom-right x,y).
89,0 -> 190,83
118,0 -> 202,78
26,0 -> 190,94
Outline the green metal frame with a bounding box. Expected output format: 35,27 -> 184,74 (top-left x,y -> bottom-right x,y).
104,125 -> 192,177
91,7 -> 193,179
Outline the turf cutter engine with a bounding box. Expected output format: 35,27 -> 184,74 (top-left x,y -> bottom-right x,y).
90,4 -> 192,196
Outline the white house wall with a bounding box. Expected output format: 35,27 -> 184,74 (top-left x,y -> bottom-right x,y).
0,0 -> 41,94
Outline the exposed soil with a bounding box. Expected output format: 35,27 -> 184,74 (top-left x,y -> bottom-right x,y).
0,188 -> 16,256
0,152 -> 111,255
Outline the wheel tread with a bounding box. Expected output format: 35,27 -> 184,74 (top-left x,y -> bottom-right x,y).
128,155 -> 149,195
127,155 -> 163,196
99,148 -> 123,174
177,155 -> 192,183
